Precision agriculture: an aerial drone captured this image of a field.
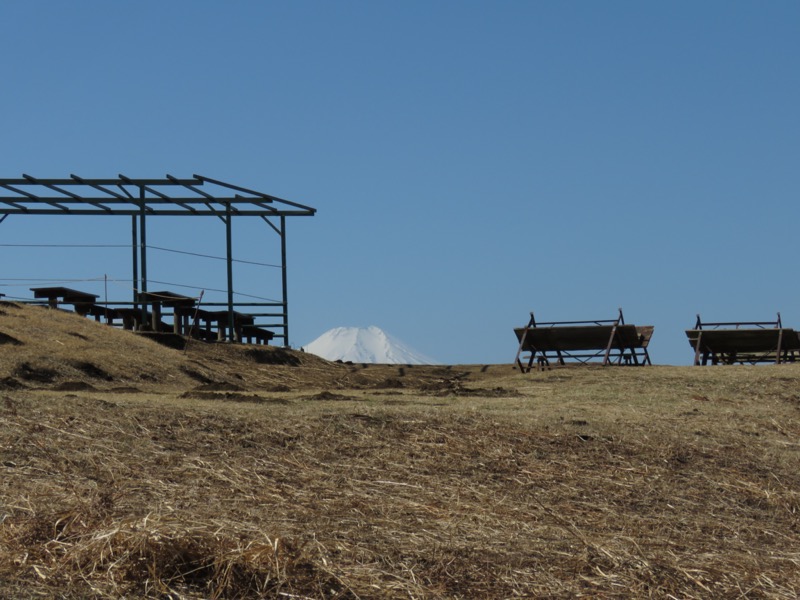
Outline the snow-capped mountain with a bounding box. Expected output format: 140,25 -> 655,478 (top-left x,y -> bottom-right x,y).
303,326 -> 437,365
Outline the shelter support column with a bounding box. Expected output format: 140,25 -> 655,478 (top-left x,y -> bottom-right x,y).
139,187 -> 148,329
281,216 -> 289,348
226,202 -> 235,341
131,215 -> 138,308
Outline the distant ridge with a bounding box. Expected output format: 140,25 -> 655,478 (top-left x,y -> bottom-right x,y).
304,326 -> 437,365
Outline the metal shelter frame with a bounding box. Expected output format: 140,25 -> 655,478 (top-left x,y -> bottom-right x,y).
0,174 -> 316,345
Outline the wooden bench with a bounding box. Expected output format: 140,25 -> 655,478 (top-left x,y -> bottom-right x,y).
109,307 -> 169,332
30,286 -> 99,313
81,303 -> 119,323
139,291 -> 198,334
686,314 -> 800,365
514,309 -> 654,372
240,324 -> 275,345
194,309 -> 255,342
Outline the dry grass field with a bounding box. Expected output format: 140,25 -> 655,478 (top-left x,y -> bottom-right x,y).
1,301 -> 799,598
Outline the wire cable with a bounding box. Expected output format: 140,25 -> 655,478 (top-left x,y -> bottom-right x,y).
0,243 -> 281,268
148,245 -> 281,268
0,244 -> 128,248
0,277 -> 107,287
105,277 -> 282,303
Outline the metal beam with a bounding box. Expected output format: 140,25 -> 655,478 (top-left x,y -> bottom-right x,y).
139,186 -> 148,327
0,195 -> 242,204
0,200 -> 28,211
70,174 -> 127,199
226,202 -> 235,342
194,173 -> 316,213
0,182 -> 43,198
22,175 -> 112,212
132,215 -> 138,308
261,215 -> 281,235
194,174 -> 275,201
280,216 -> 289,347
0,206 -> 314,217
0,177 -> 199,186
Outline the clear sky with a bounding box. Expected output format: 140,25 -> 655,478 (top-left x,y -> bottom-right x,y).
1,1 -> 798,365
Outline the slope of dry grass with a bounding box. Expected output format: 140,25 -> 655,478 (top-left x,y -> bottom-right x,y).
1,302 -> 800,598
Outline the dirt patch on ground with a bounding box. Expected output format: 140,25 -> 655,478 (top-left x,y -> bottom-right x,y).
53,381 -> 98,392
192,382 -> 245,392
244,347 -> 302,366
110,386 -> 141,394
13,362 -> 59,384
374,377 -> 405,389
139,332 -> 188,350
179,366 -> 216,384
71,361 -> 113,381
0,331 -> 22,346
0,377 -> 26,390
303,390 -> 357,402
180,391 -> 291,404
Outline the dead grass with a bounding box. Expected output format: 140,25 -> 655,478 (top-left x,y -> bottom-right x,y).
1,303 -> 800,598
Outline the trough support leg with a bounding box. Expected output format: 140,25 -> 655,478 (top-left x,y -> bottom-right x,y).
603,324 -> 618,366
515,328 -> 531,372
693,331 -> 704,366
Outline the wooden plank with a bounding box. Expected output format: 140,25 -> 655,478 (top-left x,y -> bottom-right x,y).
685,329 -> 800,354
636,326 -> 655,347
241,325 -> 275,345
139,290 -> 197,307
515,324 -> 646,353
30,286 -> 99,305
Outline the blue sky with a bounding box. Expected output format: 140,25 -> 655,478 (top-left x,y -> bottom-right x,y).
1,1 -> 798,365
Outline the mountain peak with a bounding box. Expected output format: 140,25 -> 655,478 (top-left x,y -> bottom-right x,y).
304,326 -> 436,365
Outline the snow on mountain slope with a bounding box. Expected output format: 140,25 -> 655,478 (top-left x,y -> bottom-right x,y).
303,326 -> 437,364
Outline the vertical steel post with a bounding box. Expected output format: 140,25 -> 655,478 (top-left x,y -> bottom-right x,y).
139,186 -> 148,329
226,202 -> 235,341
131,215 -> 138,308
280,216 -> 289,347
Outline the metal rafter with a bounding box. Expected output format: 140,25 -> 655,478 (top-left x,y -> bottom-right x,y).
0,174 -> 316,217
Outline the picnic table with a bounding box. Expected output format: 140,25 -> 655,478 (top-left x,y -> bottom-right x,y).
26,285 -> 272,345
138,291 -> 198,334
514,309 -> 654,372
30,286 -> 99,311
81,303 -> 118,322
686,314 -> 800,365
240,324 -> 275,345
195,309 -> 255,342
108,307 -> 158,331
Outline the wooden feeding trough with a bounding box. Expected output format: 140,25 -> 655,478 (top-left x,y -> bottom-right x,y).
514,308 -> 654,372
30,286 -> 99,313
685,314 -> 800,365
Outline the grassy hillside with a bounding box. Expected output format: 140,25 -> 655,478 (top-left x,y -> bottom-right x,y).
1,302 -> 799,598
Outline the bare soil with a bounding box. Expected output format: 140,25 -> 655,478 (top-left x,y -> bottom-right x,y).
1,302 -> 799,598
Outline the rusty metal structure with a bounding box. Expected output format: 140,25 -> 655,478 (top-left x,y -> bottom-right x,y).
514,308 -> 654,371
0,174 -> 316,345
685,314 -> 800,365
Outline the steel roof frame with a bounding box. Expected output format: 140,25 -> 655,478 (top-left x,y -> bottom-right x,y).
0,174 -> 316,346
